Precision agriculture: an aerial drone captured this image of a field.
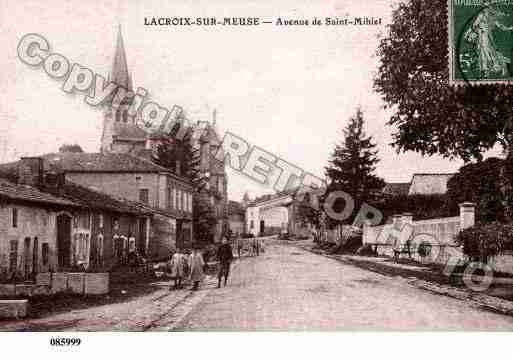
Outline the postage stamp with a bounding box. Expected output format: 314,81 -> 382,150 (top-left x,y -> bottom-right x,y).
448,0 -> 513,85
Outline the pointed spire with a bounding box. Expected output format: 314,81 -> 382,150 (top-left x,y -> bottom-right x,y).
110,25 -> 132,91
212,108 -> 217,127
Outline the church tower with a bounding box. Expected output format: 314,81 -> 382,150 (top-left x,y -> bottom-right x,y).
101,26 -> 147,154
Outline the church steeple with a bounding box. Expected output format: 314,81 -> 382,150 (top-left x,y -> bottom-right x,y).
101,26 -> 146,154
110,25 -> 132,91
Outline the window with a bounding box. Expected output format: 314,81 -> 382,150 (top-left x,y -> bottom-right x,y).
139,188 -> 149,204
176,190 -> 181,210
172,188 -> 176,210
12,208 -> 18,228
181,191 -> 184,211
79,213 -> 91,229
98,214 -> 104,228
250,220 -> 254,229
42,243 -> 49,266
175,160 -> 181,176
9,240 -> 18,272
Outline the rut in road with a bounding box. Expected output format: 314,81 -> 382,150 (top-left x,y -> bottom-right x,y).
144,276 -> 219,331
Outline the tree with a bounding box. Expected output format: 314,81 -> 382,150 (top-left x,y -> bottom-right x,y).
447,157 -> 505,223
152,120 -> 217,247
192,194 -> 217,245
374,0 -> 513,217
325,108 -> 385,224
295,192 -> 321,228
59,144 -> 83,153
152,122 -> 199,181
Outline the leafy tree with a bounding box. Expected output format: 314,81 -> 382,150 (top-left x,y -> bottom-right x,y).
152,119 -> 218,247
59,144 -> 84,153
374,0 -> 513,217
192,194 -> 217,245
447,157 -> 505,223
325,108 -> 385,224
152,122 -> 199,182
295,192 -> 321,228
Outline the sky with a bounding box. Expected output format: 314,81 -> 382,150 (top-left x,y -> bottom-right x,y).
0,0 -> 498,202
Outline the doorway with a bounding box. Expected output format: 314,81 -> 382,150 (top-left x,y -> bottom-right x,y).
57,214 -> 72,269
32,237 -> 39,279
24,237 -> 31,279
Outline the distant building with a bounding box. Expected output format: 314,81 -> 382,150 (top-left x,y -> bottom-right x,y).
245,188 -> 315,237
227,200 -> 245,236
384,173 -> 455,197
382,182 -> 411,197
408,173 -> 455,195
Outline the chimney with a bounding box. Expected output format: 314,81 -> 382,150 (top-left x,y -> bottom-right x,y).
18,157 -> 43,187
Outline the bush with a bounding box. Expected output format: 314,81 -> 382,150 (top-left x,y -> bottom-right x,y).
455,222 -> 513,263
447,157 -> 505,223
371,193 -> 455,223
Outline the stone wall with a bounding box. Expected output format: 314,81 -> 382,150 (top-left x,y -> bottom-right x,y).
0,204 -> 58,279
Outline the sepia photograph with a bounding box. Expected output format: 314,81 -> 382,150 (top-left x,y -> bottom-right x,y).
1,0 -> 513,355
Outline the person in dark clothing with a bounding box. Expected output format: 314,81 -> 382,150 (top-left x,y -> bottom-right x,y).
217,237 -> 234,288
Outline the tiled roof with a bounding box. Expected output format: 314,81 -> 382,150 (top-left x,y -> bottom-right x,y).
41,152 -> 170,173
383,182 -> 411,196
408,173 -> 455,195
0,178 -> 80,208
43,181 -> 152,216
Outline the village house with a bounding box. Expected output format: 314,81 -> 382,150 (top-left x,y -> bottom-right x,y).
0,157 -> 153,281
37,152 -> 193,259
383,173 -> 456,196
246,188 -> 314,237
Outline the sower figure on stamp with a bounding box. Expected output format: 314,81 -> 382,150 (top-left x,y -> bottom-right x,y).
188,247 -> 205,291
464,3 -> 513,78
217,236 -> 234,288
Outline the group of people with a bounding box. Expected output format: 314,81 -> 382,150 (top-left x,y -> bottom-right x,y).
235,236 -> 262,258
167,237 -> 235,291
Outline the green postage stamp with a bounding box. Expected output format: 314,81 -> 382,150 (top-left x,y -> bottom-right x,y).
449,0 -> 513,84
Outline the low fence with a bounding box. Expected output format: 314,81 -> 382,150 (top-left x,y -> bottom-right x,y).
0,272 -> 109,298
362,204 -> 513,274
363,210 -> 466,265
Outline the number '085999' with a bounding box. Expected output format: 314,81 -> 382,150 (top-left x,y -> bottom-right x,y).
50,338 -> 81,346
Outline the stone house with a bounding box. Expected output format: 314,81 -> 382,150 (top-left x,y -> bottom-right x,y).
0,157 -> 153,281
39,152 -> 194,260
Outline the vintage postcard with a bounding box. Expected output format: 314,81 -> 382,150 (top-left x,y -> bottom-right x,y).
1,0 -> 513,355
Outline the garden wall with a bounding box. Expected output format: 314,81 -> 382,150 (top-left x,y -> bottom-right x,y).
0,272 -> 109,297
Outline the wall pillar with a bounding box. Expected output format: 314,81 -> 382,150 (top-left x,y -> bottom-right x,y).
401,213 -> 413,227
392,214 -> 402,228
459,202 -> 476,230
